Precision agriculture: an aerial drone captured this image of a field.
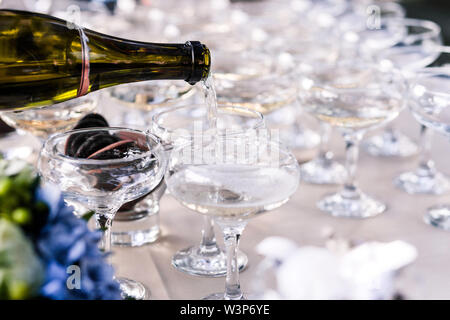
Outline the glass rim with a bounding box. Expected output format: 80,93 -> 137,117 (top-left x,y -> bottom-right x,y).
211,50 -> 279,81
213,64 -> 297,82
1,96 -> 98,114
411,66 -> 450,99
387,17 -> 442,42
151,104 -> 265,136
344,2 -> 405,20
304,63 -> 407,94
106,81 -> 196,110
42,127 -> 163,165
377,1 -> 405,16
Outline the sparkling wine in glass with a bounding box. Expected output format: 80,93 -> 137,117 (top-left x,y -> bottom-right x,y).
0,96 -> 97,163
213,63 -> 320,154
1,97 -> 97,140
104,80 -> 196,129
151,104 -> 265,277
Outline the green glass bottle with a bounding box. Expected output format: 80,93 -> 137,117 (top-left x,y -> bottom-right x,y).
0,10 -> 211,110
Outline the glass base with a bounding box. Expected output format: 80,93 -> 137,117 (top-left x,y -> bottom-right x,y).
395,170 -> 450,195
172,245 -> 248,277
317,190 -> 386,218
424,204 -> 450,230
117,277 -> 148,300
203,292 -> 246,300
112,225 -> 160,247
112,209 -> 160,247
112,189 -> 164,247
300,156 -> 347,185
363,130 -> 418,158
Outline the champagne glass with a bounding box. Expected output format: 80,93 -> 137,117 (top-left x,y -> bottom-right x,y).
275,38 -> 347,184
337,15 -> 407,60
165,135 -> 300,299
38,128 -> 166,299
101,81 -> 196,246
300,61 -> 407,218
233,0 -> 347,31
104,80 -> 196,130
253,4 -> 348,184
50,0 -> 135,38
0,97 -> 97,163
364,18 -> 443,158
152,104 -> 265,277
394,50 -> 450,195
23,0 -> 52,13
408,67 -> 450,229
349,0 -> 405,19
213,67 -> 320,154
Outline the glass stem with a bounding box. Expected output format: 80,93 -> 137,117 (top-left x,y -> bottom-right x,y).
217,221 -> 247,300
94,205 -> 119,265
198,216 -> 220,256
384,125 -> 396,140
319,122 -> 333,160
417,124 -> 435,177
342,131 -> 364,199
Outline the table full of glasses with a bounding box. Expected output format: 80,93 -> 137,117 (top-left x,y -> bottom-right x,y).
108,110 -> 450,299
1,0 -> 450,300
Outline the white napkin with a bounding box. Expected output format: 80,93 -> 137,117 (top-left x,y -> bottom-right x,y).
255,237 -> 418,300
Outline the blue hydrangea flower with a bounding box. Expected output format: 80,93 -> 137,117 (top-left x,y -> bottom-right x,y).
35,184 -> 121,300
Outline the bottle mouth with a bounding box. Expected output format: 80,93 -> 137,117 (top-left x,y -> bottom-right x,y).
185,41 -> 211,85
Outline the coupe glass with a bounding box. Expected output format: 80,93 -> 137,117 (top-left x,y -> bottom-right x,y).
260,17 -> 346,184
394,51 -> 450,195
104,80 -> 195,130
38,127 -> 166,299
22,0 -> 52,13
337,15 -> 406,60
213,69 -> 320,153
299,61 -> 407,218
165,136 -> 300,299
408,67 -> 450,229
100,81 -> 196,246
291,38 -> 348,185
364,18 -> 443,158
152,104 -> 265,277
0,97 -> 97,163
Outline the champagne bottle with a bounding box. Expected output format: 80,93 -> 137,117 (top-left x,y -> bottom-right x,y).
0,10 -> 211,110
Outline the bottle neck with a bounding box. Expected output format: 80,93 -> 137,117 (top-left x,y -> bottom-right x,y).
0,10 -> 211,110
186,41 -> 211,85
83,29 -> 211,94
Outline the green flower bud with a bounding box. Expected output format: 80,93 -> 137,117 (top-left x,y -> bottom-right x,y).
11,208 -> 31,225
0,178 -> 12,197
7,280 -> 30,300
